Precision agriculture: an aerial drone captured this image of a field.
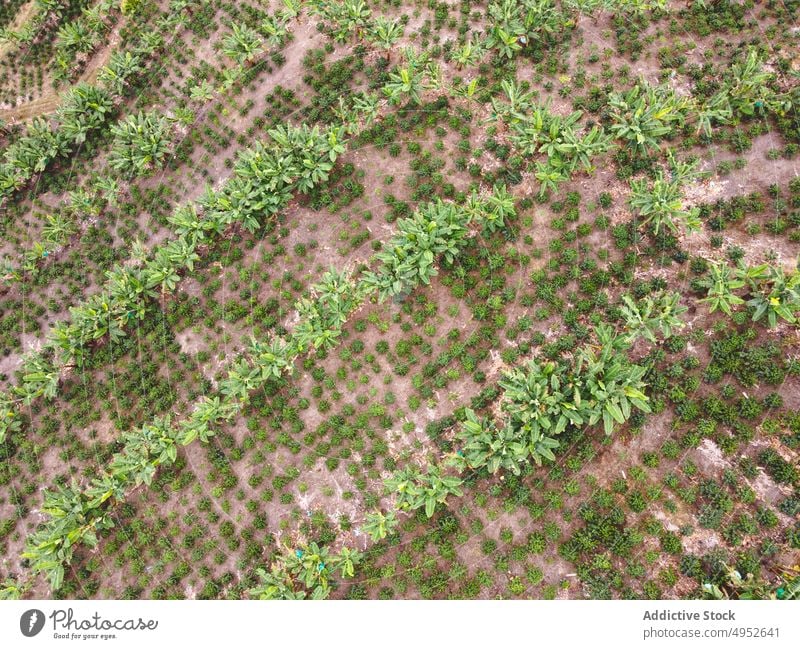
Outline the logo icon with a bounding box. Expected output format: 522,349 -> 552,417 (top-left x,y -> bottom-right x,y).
20,609 -> 45,637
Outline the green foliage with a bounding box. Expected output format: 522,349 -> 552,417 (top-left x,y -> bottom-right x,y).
295,267 -> 366,350
0,578 -> 26,600
629,156 -> 702,236
17,121 -> 351,591
607,81 -> 691,154
499,359 -> 582,463
700,261 -> 800,327
362,510 -> 399,541
453,325 -> 651,476
492,81 -> 614,196
452,408 -> 531,475
23,483 -> 118,591
619,292 -> 687,344
363,187 -> 516,301
726,49 -> 776,117
97,51 -> 143,95
485,0 -> 572,60
745,265 -> 800,328
383,48 -> 434,105
310,0 -> 371,43
703,565 -> 794,600
121,0 -> 145,15
366,15 -> 403,56
699,261 -> 746,316
574,329 -> 652,435
221,23 -> 264,65
362,200 -> 472,300
385,464 -> 463,518
109,112 -> 173,177
249,543 -> 362,600
0,392 -> 22,444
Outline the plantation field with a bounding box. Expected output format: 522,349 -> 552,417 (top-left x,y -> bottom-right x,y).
0,0 -> 798,602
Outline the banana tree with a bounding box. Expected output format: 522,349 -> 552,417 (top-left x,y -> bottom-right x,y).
0,579 -> 26,600
167,204 -> 220,245
386,464 -> 463,518
282,541 -> 334,590
213,176 -> 273,233
105,265 -> 155,323
4,117 -> 68,177
362,510 -> 399,541
179,396 -> 239,445
331,547 -> 362,578
189,80 -> 214,102
14,353 -> 59,404
410,464 -> 464,518
619,291 -> 687,344
47,321 -> 83,366
84,474 -> 127,509
0,392 -> 22,444
453,408 -> 530,475
23,483 -> 114,591
292,268 -> 364,352
110,416 -> 180,487
534,158 -> 569,198
452,37 -> 485,69
341,0 -> 371,39
82,1 -> 112,33
521,0 -> 567,42
745,264 -> 800,328
161,237 -> 200,272
221,22 -> 264,65
144,248 -> 182,295
480,184 -> 516,233
97,51 -> 143,96
0,163 -> 28,197
313,0 -> 371,42
93,175 -> 120,208
607,82 -> 690,154
699,261 -> 746,316
334,93 -> 379,134
23,241 -> 56,274
109,111 -> 172,177
491,79 -> 537,129
220,357 -> 262,403
490,26 -> 522,59
629,164 -> 701,236
68,293 -> 125,345
695,91 -> 732,137
486,0 -> 525,57
615,0 -> 668,15
249,566 -> 305,600
500,359 -> 583,463
57,83 -> 113,145
251,542 -> 360,600
726,49 -> 775,117
384,465 -> 422,511
574,339 -> 651,435
55,20 -> 95,59
121,0 -> 145,14
383,63 -> 426,106
362,199 -> 473,301
67,187 -> 101,218
261,15 -> 291,48
248,336 -> 295,380
367,15 -> 403,60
